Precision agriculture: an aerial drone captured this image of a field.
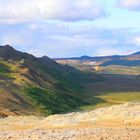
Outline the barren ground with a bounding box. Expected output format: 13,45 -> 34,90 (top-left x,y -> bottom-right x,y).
0,103 -> 140,140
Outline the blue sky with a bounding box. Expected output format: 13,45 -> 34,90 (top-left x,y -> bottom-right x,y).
0,0 -> 140,58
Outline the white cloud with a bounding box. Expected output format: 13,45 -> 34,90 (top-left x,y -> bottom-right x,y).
118,0 -> 140,10
95,47 -> 126,56
0,34 -> 28,47
0,21 -> 140,57
133,37 -> 140,45
0,0 -> 105,22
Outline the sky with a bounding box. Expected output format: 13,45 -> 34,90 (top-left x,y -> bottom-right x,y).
0,0 -> 140,58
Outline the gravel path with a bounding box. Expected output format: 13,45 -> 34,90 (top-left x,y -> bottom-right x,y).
0,127 -> 140,140
0,103 -> 140,140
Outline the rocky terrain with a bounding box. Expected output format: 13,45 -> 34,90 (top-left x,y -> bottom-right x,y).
0,103 -> 140,140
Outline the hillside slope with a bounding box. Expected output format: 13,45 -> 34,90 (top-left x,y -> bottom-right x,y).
0,45 -> 102,116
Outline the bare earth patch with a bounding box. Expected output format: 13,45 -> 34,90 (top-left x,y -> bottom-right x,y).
0,103 -> 140,140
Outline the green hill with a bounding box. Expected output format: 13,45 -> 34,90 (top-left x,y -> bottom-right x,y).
0,45 -> 103,116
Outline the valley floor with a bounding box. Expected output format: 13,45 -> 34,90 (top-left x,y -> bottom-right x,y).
0,103 -> 140,140
81,74 -> 140,110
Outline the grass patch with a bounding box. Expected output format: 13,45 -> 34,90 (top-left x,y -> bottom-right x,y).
25,87 -> 88,116
97,92 -> 140,103
0,63 -> 11,73
80,92 -> 140,111
80,102 -> 115,111
97,66 -> 140,75
80,96 -> 110,111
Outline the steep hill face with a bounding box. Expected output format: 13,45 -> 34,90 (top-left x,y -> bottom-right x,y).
0,45 -> 102,116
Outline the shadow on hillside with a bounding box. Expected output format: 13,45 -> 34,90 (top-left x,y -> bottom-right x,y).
85,73 -> 140,96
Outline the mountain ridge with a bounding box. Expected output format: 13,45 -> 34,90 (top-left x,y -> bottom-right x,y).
55,50 -> 140,67
0,45 -> 102,116
54,50 -> 140,61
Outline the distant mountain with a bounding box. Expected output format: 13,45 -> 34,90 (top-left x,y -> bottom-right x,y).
131,51 -> 140,55
55,55 -> 93,61
101,60 -> 140,66
100,52 -> 140,66
55,55 -> 123,61
55,51 -> 140,67
125,52 -> 140,60
0,45 -> 102,117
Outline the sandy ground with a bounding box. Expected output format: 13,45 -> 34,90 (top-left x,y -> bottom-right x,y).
0,103 -> 140,140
